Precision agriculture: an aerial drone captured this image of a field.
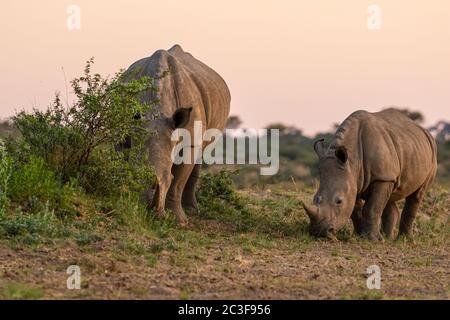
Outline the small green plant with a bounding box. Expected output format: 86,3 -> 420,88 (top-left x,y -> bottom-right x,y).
110,191 -> 152,233
8,156 -> 61,209
198,170 -> 243,205
197,169 -> 253,231
0,283 -> 43,300
74,231 -> 104,246
0,205 -> 61,245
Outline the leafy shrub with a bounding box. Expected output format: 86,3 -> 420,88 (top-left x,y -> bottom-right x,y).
12,58 -> 158,196
80,146 -> 155,196
0,139 -> 12,215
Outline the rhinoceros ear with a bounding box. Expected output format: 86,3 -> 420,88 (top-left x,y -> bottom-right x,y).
313,138 -> 326,159
335,146 -> 348,164
172,107 -> 193,129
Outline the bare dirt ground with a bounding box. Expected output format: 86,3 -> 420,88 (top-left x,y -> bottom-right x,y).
0,188 -> 449,300
1,223 -> 448,299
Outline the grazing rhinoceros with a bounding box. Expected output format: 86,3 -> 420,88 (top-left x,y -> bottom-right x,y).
124,45 -> 231,225
303,109 -> 437,241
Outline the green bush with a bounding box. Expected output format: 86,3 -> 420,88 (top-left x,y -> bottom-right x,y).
7,156 -> 79,215
8,157 -> 59,203
12,58 -> 158,196
0,139 -> 12,215
80,146 -> 155,196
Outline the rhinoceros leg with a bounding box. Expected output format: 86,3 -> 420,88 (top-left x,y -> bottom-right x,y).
351,199 -> 365,236
166,163 -> 195,225
382,202 -> 399,239
360,181 -> 395,241
398,174 -> 435,237
182,164 -> 201,215
398,189 -> 423,237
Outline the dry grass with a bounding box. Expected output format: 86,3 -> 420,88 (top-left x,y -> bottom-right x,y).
0,184 -> 448,300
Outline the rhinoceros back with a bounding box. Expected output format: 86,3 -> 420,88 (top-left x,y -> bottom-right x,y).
125,45 -> 231,132
333,109 -> 437,198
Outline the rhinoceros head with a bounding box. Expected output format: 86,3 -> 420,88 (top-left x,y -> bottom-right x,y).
145,107 -> 193,214
303,138 -> 358,237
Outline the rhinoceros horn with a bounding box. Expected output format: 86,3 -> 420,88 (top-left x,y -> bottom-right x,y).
314,138 -> 326,159
302,201 -> 319,221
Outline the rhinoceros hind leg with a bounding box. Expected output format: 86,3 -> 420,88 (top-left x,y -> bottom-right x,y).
382,201 -> 399,239
398,170 -> 436,238
398,189 -> 424,237
182,164 -> 201,215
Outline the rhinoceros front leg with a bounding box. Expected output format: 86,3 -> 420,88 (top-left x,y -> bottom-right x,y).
166,163 -> 195,225
182,164 -> 201,215
360,181 -> 394,241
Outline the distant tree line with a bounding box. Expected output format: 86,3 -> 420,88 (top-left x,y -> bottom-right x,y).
221,107 -> 449,187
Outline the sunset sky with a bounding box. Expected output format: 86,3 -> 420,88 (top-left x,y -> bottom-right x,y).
1,0 -> 449,135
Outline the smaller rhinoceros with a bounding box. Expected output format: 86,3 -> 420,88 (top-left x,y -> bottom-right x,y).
303,109 -> 437,241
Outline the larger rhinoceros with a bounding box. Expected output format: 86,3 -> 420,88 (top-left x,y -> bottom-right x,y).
303,109 -> 437,241
125,45 -> 231,225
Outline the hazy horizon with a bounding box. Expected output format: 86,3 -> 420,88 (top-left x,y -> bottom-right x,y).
1,0 -> 449,135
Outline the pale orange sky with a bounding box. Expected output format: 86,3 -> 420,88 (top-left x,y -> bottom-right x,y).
0,0 -> 449,135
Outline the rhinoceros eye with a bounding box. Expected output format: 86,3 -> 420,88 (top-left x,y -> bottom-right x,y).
335,146 -> 348,164
314,195 -> 323,204
335,196 -> 343,205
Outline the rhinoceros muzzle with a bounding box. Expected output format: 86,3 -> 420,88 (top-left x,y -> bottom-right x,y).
303,202 -> 336,237
309,223 -> 336,238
